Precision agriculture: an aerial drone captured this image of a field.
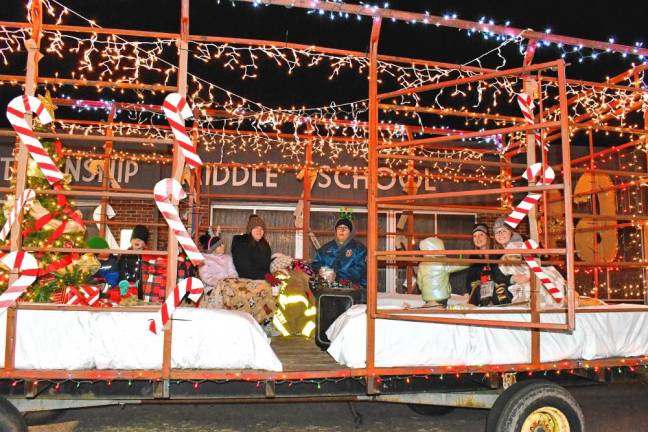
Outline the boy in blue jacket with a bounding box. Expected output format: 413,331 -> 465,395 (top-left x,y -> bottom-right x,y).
311,216 -> 367,293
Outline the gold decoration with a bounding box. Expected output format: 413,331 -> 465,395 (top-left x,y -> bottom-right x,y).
37,90 -> 57,119
55,253 -> 100,276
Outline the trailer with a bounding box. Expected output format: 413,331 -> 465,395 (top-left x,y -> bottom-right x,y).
1,1 -> 647,431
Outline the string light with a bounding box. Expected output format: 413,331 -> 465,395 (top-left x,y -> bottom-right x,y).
0,0 -> 645,303
1,0 -> 643,171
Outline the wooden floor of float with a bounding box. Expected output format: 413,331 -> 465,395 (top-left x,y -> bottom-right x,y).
271,336 -> 347,372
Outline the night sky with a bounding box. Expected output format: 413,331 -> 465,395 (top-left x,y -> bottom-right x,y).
0,0 -> 646,130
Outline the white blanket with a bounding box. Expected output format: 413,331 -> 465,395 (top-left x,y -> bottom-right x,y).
327,299 -> 648,368
0,307 -> 282,371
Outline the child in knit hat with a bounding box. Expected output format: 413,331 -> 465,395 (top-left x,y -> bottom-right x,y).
87,236 -> 119,289
198,232 -> 238,293
117,224 -> 149,300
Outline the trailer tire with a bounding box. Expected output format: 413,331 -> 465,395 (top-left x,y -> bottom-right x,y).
0,396 -> 27,432
407,404 -> 454,416
486,379 -> 584,432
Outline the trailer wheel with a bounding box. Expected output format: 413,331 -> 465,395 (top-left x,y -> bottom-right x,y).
407,404 -> 454,416
486,379 -> 584,432
0,396 -> 27,432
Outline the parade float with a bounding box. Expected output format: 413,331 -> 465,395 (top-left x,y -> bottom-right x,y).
0,1 -> 647,431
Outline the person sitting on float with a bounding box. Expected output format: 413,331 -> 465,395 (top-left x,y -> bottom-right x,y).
492,217 -> 564,307
311,211 -> 367,302
86,236 -> 119,289
199,229 -> 238,293
231,214 -> 272,280
466,223 -> 515,306
117,224 -> 149,300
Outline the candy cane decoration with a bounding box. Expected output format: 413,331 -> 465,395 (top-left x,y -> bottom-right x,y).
92,204 -> 119,250
154,178 -> 204,266
521,239 -> 564,304
517,92 -> 547,151
6,95 -> 63,186
162,93 -> 202,169
0,189 -> 36,241
0,251 -> 38,313
148,277 -> 204,334
505,163 -> 555,229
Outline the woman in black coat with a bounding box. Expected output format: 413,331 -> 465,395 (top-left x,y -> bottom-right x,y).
231,214 -> 272,280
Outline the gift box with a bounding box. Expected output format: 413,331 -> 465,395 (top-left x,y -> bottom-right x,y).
61,284 -> 101,306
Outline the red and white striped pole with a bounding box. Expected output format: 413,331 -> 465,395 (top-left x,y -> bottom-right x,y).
521,239 -> 564,304
517,92 -> 547,151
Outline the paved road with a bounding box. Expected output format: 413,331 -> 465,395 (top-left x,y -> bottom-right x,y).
29,381 -> 648,432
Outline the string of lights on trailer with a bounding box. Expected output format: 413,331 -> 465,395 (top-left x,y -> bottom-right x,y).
1,0 -> 647,298
2,360 -> 648,393
2,2 -> 644,199
244,0 -> 646,61
1,0 -> 644,160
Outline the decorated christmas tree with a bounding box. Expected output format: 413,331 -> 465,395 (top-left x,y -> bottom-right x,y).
0,93 -> 98,302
